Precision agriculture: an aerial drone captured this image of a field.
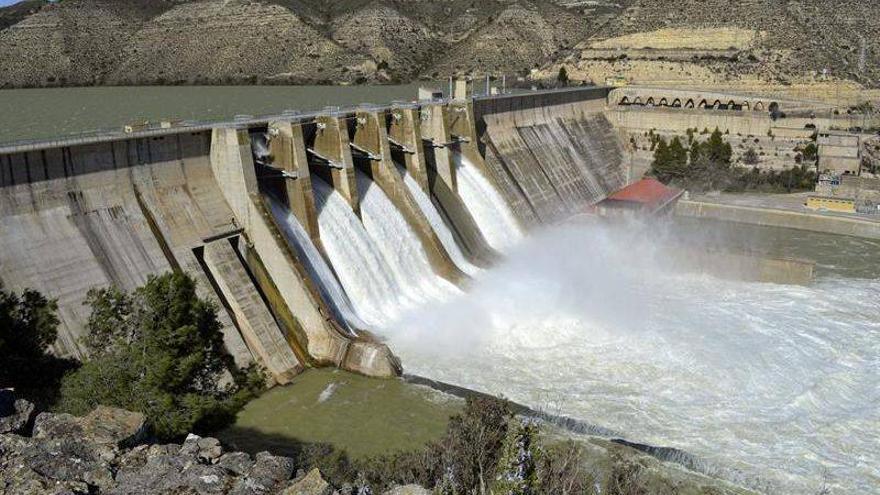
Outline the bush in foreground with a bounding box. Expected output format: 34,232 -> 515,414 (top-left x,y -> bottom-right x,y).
57,272 -> 264,441
0,285 -> 77,408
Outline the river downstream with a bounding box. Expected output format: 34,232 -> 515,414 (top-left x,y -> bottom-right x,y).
383,219 -> 880,494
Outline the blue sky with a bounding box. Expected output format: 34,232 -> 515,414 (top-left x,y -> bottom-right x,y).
0,0 -> 25,7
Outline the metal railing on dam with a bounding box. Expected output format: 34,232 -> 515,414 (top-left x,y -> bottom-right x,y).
0,86 -> 612,155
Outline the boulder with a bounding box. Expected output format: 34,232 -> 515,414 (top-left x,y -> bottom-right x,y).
0,398 -> 35,434
111,453 -> 234,494
281,468 -> 333,495
217,451 -> 255,476
383,486 -> 432,495
198,437 -> 224,463
229,451 -> 296,495
33,406 -> 147,449
81,406 -> 148,448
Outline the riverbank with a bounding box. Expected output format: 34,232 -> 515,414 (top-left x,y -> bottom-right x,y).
675,192 -> 880,239
216,368 -> 758,495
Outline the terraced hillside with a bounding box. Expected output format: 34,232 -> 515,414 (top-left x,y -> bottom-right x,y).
0,0 -> 877,89
550,0 -> 880,89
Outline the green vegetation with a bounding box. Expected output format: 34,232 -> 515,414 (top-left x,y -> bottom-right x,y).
557,66 -> 569,87
245,394 -> 659,495
0,285 -> 76,408
651,128 -> 817,193
55,272 -> 264,441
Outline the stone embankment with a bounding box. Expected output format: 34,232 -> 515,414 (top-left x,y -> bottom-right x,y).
0,391 -> 426,495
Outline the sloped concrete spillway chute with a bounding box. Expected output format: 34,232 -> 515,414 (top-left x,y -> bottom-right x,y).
471,88 -> 627,226
209,127 -> 401,378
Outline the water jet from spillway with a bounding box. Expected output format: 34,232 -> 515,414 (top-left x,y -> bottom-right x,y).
311,172 -> 460,328
396,163 -> 480,276
266,194 -> 365,333
453,153 -> 523,252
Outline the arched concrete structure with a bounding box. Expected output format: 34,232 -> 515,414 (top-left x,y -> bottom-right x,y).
672,98 -> 682,108
608,87 -> 810,114
698,99 -> 708,109
685,99 -> 695,108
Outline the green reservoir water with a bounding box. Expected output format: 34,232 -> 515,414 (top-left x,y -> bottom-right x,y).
0,84 -> 428,144
219,368 -> 461,460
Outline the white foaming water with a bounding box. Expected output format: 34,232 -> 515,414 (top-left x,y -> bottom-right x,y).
266,195 -> 366,333
395,163 -> 481,276
312,177 -> 402,326
312,173 -> 459,327
387,221 -> 880,494
454,153 -> 523,252
354,169 -> 461,312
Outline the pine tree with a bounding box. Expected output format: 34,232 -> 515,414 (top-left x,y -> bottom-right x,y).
58,272 -> 265,440
557,67 -> 569,87
492,419 -> 542,495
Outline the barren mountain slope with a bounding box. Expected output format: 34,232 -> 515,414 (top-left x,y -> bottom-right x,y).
109,0 -> 374,85
0,0 -> 875,88
330,1 -> 439,79
0,0 -> 172,87
430,1 -> 593,78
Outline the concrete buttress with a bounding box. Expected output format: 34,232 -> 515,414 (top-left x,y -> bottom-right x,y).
387,106 -> 429,193
350,109 -> 466,286
209,127 -> 401,378
419,104 -> 457,192
268,121 -> 320,247
312,115 -> 360,216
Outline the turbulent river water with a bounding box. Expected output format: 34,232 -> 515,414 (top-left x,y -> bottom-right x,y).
307,158 -> 879,493
383,219 -> 880,494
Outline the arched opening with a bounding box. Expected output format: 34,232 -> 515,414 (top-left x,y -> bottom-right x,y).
659,97 -> 669,106
619,96 -> 630,106
646,97 -> 656,106
727,100 -> 737,110
633,96 -> 643,106
741,101 -> 750,111
713,100 -> 723,109
769,102 -> 780,113
672,98 -> 682,108
685,99 -> 695,108
698,99 -> 708,109
753,101 -> 764,111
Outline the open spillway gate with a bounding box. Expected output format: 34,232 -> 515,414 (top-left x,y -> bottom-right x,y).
0,87 -> 626,381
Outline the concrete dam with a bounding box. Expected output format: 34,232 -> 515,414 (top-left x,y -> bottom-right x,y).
0,87 -> 626,383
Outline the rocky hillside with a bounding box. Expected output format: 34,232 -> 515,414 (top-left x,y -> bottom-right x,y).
0,0 -> 614,87
0,391 -> 425,495
0,0 -> 876,88
552,0 -> 880,88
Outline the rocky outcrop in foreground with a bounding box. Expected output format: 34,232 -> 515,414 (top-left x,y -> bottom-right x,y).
0,392 -> 423,495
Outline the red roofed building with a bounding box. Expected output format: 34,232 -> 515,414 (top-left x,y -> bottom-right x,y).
595,178 -> 684,218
